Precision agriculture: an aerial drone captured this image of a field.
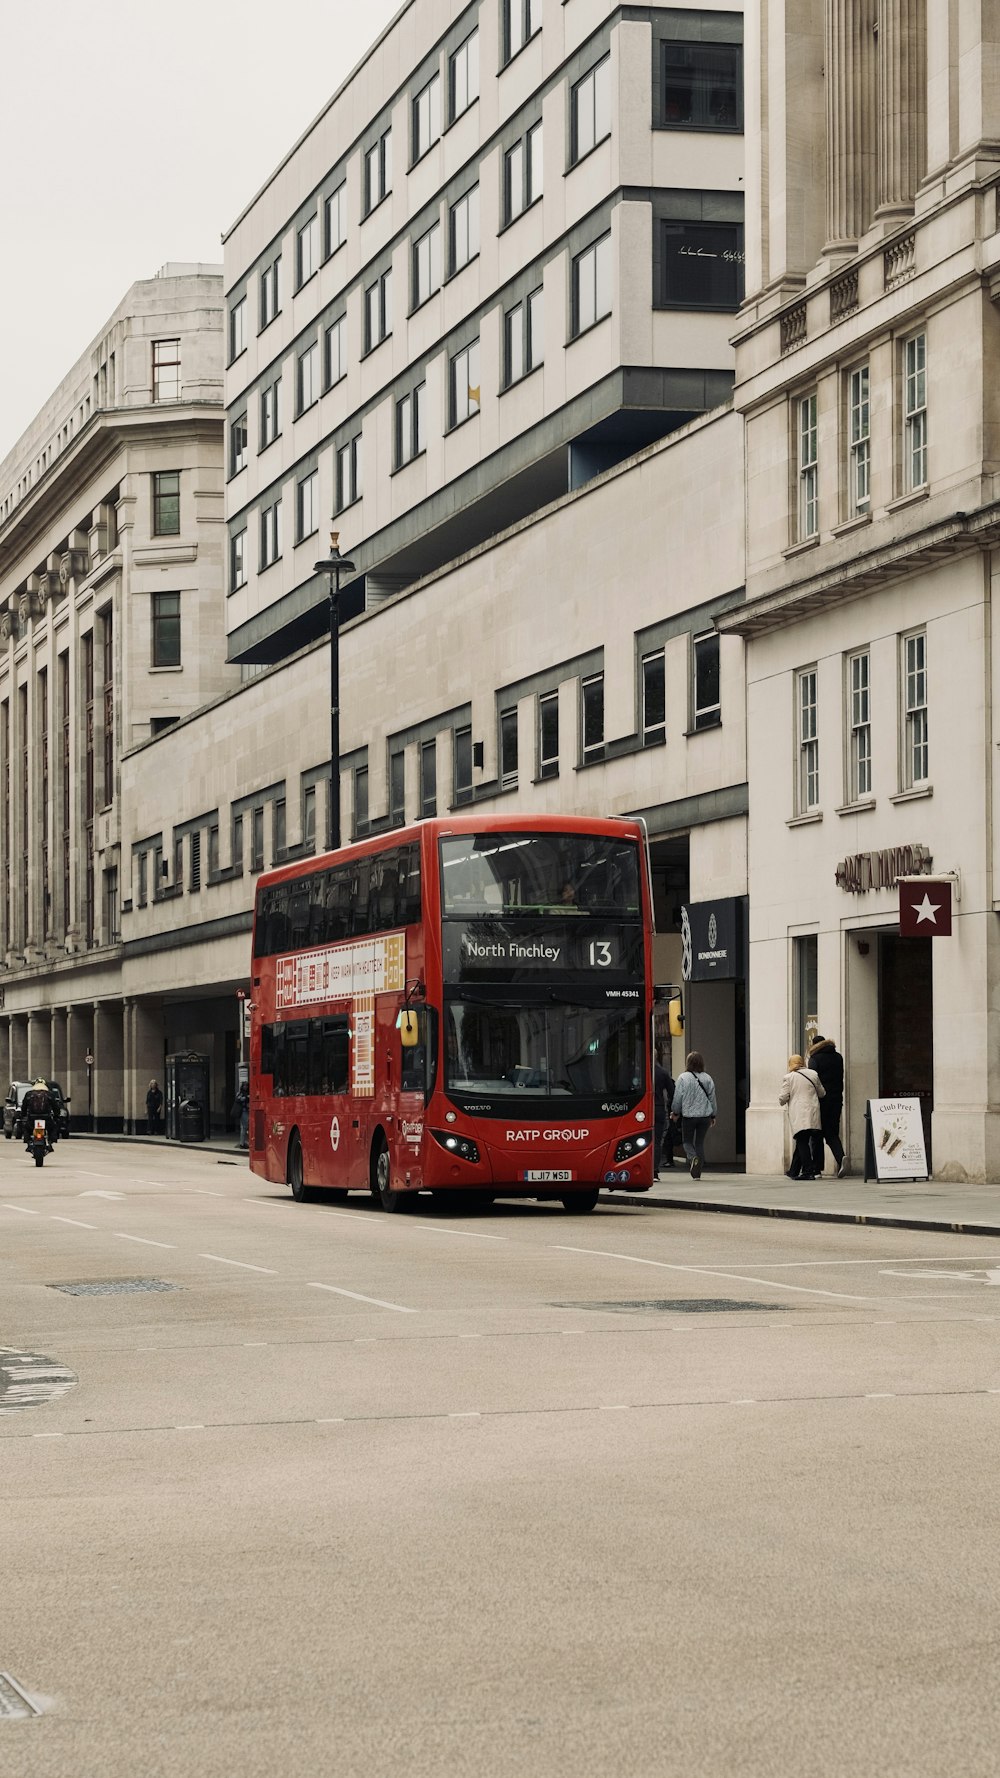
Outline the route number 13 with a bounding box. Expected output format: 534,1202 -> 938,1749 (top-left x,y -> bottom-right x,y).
589,941 -> 612,968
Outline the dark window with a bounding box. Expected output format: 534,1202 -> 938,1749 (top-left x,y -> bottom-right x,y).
354,766 -> 369,835
693,631 -> 721,729
152,592 -> 181,668
253,843 -> 423,957
273,798 -> 286,860
660,219 -> 744,310
642,650 -> 665,743
262,1015 -> 350,1097
152,339 -> 180,402
230,414 -> 248,477
251,806 -> 264,872
500,708 -> 518,789
421,739 -> 437,817
152,471 -> 180,535
538,692 -> 558,779
190,832 -> 201,892
390,752 -> 405,825
454,726 -> 473,803
662,39 -> 742,131
581,674 -> 604,760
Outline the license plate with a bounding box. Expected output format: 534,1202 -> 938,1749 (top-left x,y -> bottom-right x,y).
523,1169 -> 573,1183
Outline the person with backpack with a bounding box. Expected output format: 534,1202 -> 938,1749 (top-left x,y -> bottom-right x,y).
671,1050 -> 717,1179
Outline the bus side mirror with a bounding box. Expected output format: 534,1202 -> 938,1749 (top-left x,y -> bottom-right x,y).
668,996 -> 685,1038
397,1010 -> 419,1048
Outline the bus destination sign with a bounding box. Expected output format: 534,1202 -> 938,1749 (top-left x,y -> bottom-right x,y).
444,921 -> 638,982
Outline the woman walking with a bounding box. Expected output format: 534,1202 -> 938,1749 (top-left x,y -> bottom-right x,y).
779,1054 -> 825,1180
671,1050 -> 717,1179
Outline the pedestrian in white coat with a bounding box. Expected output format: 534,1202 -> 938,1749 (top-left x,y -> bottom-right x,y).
779,1055 -> 825,1180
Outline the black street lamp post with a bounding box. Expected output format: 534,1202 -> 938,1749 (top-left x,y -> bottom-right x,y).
314,532 -> 356,853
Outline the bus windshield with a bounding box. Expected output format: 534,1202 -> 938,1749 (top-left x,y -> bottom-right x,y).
440,832 -> 641,918
445,995 -> 644,1102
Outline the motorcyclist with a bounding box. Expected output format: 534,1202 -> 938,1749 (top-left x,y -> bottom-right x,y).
22,1079 -> 54,1153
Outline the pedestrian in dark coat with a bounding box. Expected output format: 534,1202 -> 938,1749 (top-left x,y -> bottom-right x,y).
808,1035 -> 846,1176
145,1079 -> 163,1136
653,1044 -> 675,1176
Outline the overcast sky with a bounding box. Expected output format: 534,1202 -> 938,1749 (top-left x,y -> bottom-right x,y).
0,0 -> 403,460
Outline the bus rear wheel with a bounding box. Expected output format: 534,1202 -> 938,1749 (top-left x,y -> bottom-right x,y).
288,1134 -> 313,1202
561,1190 -> 600,1213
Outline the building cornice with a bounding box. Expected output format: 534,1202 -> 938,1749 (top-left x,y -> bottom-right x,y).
718,503 -> 1000,639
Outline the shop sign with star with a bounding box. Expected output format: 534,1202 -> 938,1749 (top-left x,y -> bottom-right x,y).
899,878 -> 952,937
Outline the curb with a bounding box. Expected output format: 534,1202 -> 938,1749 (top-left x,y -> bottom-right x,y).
610,1192 -> 1000,1238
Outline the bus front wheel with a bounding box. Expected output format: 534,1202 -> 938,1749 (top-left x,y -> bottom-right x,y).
561,1190 -> 600,1213
373,1139 -> 408,1213
288,1134 -> 313,1202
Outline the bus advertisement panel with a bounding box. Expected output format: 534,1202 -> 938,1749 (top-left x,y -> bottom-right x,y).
249,815 -> 654,1211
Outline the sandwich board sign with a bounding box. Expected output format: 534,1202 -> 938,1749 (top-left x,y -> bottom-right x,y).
864,1098 -> 929,1182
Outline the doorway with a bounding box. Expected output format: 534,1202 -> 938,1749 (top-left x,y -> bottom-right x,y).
878,934 -> 933,1164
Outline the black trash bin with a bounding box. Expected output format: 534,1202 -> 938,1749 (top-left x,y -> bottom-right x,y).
178,1099 -> 205,1143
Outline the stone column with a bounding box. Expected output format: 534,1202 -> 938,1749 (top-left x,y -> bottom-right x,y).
26,1008 -> 43,1079
64,1004 -> 92,1133
52,1007 -> 67,1086
10,1014 -> 28,1082
92,1000 -> 125,1134
877,0 -> 928,218
825,0 -> 879,250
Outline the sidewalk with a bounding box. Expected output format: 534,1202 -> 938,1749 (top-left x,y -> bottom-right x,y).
623,1168 -> 1000,1237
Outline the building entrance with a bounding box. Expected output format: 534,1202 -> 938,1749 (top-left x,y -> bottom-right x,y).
878,934 -> 934,1165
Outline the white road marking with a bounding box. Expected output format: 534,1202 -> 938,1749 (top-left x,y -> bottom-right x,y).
410,1223 -> 506,1241
199,1253 -> 278,1274
550,1245 -> 882,1304
80,1189 -> 125,1199
243,1341 -> 269,1347
316,1417 -> 345,1423
114,1233 -> 175,1249
175,1424 -> 205,1430
189,1190 -> 226,1198
49,1217 -> 97,1229
756,1253 -> 1000,1269
880,1267 -> 1000,1285
459,1333 -> 483,1339
449,1411 -> 481,1419
33,1431 -> 64,1438
599,1404 -> 630,1412
2,1204 -> 40,1215
308,1282 -> 417,1313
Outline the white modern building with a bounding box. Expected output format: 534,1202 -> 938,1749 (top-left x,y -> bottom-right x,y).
730,0 -> 1000,1180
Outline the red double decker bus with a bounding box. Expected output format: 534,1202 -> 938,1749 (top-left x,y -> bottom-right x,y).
249,814 -> 655,1211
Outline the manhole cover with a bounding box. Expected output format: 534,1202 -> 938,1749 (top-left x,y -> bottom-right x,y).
553,1298 -> 790,1314
48,1278 -> 178,1297
0,1673 -> 40,1718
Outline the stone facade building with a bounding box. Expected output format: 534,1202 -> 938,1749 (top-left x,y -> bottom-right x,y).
729,1 -> 1000,1179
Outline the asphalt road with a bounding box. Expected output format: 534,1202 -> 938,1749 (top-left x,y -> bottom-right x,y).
2,1139 -> 1000,1777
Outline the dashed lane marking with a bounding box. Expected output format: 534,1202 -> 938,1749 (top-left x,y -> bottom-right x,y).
2,1204 -> 39,1214
308,1282 -> 417,1314
114,1233 -> 175,1249
49,1217 -> 97,1229
550,1245 -> 883,1304
199,1253 -> 278,1274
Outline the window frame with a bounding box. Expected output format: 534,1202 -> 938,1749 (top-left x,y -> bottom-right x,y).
152,338 -> 181,403
229,297 -> 247,364
798,390 -> 818,541
571,233 -> 612,338
503,121 -> 542,225
364,267 -> 393,354
395,382 -> 427,469
412,220 -> 443,310
230,412 -> 248,478
448,338 -> 481,429
296,214 -> 318,289
902,629 -> 929,788
502,287 -> 543,388
581,673 -> 605,762
324,314 -> 347,390
412,71 -> 442,163
260,377 -> 281,450
847,648 -> 871,802
538,690 -> 559,780
230,528 -> 247,592
324,182 -> 347,258
336,436 -> 363,513
260,499 -> 282,570
848,364 -> 871,516
151,590 -> 181,669
503,0 -> 542,66
641,648 -> 666,745
449,30 -> 480,122
660,36 -> 744,132
296,470 -> 319,544
259,257 -> 281,331
296,340 -> 319,416
903,330 -> 928,492
692,630 -> 721,731
449,185 -> 480,275
420,738 -> 437,818
151,470 -> 180,537
363,129 -> 392,215
500,706 -> 518,790
796,665 -> 819,813
571,56 -> 612,165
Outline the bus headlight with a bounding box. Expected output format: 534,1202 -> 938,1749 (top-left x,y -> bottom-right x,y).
430,1129 -> 480,1164
614,1133 -> 651,1162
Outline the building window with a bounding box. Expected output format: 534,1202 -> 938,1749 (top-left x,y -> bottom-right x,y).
449,340 -> 480,427
396,384 -> 427,468
581,674 -> 604,761
642,649 -> 666,744
904,331 -> 927,491
297,342 -> 319,415
449,187 -> 480,274
152,592 -> 181,668
503,0 -> 541,64
260,377 -> 281,449
324,315 -> 347,389
336,436 -> 362,511
230,413 -> 248,477
797,667 -> 819,812
572,234 -> 612,337
798,392 -> 818,541
390,750 -> 405,825
412,221 -> 442,308
903,630 -> 928,786
152,339 -> 180,402
503,121 -> 543,224
503,289 -> 543,388
794,933 -> 818,1056
364,129 -> 392,214
324,182 -> 347,257
231,529 -> 247,591
571,57 -> 611,164
354,766 -> 369,835
662,38 -> 743,131
260,257 -> 281,329
251,806 -> 265,872
538,692 -> 559,779
303,786 -> 317,850
454,726 -> 473,802
693,631 -> 720,730
152,471 -> 180,536
660,218 -> 744,310
297,470 -> 319,542
229,298 -> 247,362
104,866 -> 120,943
190,832 -> 202,892
420,738 -> 437,817
412,72 -> 442,161
260,499 -> 282,569
364,268 -> 392,352
450,30 -> 479,121
848,649 -> 871,801
848,365 -> 870,515
500,707 -> 518,789
297,214 -> 318,287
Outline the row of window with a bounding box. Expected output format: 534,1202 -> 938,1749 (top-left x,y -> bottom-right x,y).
795,331 -> 927,542
794,630 -> 928,816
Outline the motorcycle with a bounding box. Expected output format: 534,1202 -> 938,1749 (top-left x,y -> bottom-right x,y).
28,1117 -> 48,1168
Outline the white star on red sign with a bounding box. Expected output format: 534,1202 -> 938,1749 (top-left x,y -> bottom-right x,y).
913,893 -> 941,925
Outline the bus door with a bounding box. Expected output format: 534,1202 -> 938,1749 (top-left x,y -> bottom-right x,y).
395,1008 -> 432,1188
